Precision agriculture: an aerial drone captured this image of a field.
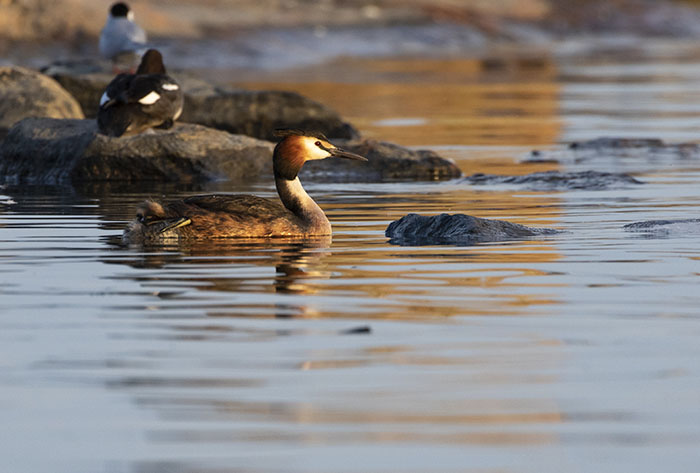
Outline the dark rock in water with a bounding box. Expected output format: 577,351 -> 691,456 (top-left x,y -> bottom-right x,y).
526,137 -> 700,166
0,66 -> 84,138
624,218 -> 700,236
47,67 -> 359,141
0,118 -> 273,184
302,139 -> 462,181
463,170 -> 642,190
385,213 -> 558,246
0,117 -> 456,184
568,137 -> 666,150
182,87 -> 359,142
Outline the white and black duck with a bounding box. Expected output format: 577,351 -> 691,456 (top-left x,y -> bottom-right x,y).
97,49 -> 184,137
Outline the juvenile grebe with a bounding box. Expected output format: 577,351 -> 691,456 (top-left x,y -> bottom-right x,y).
97,49 -> 183,137
99,2 -> 147,72
122,130 -> 367,243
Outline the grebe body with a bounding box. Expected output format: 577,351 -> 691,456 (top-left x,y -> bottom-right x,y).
123,131 -> 367,244
97,49 -> 183,137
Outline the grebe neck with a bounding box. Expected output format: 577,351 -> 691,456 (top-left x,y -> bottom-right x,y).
275,176 -> 331,234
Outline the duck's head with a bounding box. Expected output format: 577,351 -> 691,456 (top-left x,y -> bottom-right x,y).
110,2 -> 133,20
273,129 -> 367,180
135,200 -> 166,224
137,49 -> 166,75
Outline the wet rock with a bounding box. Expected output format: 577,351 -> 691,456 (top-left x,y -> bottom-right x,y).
0,118 -> 273,185
0,66 -> 84,138
385,213 -> 558,246
463,170 -> 642,190
524,137 -> 700,170
46,66 -> 359,141
623,219 -> 700,237
302,139 -> 462,181
0,117 -> 451,184
568,137 -> 667,150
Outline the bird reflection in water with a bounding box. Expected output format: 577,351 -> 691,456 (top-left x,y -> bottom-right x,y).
109,235 -> 332,318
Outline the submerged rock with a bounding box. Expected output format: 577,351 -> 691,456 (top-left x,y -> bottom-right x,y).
0,118 -> 273,184
385,213 -> 558,246
568,137 -> 667,150
623,219 -> 700,236
463,170 -> 642,190
47,67 -> 358,141
0,66 -> 84,138
525,137 -> 700,166
302,138 -> 462,181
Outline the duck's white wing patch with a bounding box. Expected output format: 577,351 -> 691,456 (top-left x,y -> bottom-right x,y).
161,83 -> 179,91
99,91 -> 110,107
138,91 -> 161,105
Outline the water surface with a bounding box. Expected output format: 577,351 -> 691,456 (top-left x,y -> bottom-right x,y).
3,43 -> 700,473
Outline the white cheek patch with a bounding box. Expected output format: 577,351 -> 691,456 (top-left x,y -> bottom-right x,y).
138,91 -> 161,105
99,91 -> 110,107
161,83 -> 179,91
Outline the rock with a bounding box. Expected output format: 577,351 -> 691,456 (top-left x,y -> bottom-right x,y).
181,87 -> 359,142
0,66 -> 84,138
463,170 -> 642,190
0,118 -> 273,184
524,137 -> 700,171
0,117 -> 452,184
46,66 -> 359,141
385,213 -> 558,245
302,138 -> 462,181
568,137 -> 667,150
623,219 -> 700,237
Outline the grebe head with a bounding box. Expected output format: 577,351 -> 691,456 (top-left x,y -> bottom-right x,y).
273,129 -> 367,180
137,49 -> 166,75
135,200 -> 166,224
110,2 -> 132,19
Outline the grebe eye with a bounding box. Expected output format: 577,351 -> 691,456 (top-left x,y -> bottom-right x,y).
315,141 -> 322,147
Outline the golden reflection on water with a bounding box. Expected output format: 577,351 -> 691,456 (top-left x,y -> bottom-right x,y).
108,232 -> 562,319
93,54 -> 567,320
236,55 -> 562,146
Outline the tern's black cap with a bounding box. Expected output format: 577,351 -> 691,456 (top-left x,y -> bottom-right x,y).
110,2 -> 130,17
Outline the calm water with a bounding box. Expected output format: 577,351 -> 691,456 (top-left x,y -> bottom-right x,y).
3,41 -> 700,472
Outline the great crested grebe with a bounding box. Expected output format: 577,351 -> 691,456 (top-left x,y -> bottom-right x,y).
97,49 -> 183,137
122,130 -> 367,244
99,2 -> 147,72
